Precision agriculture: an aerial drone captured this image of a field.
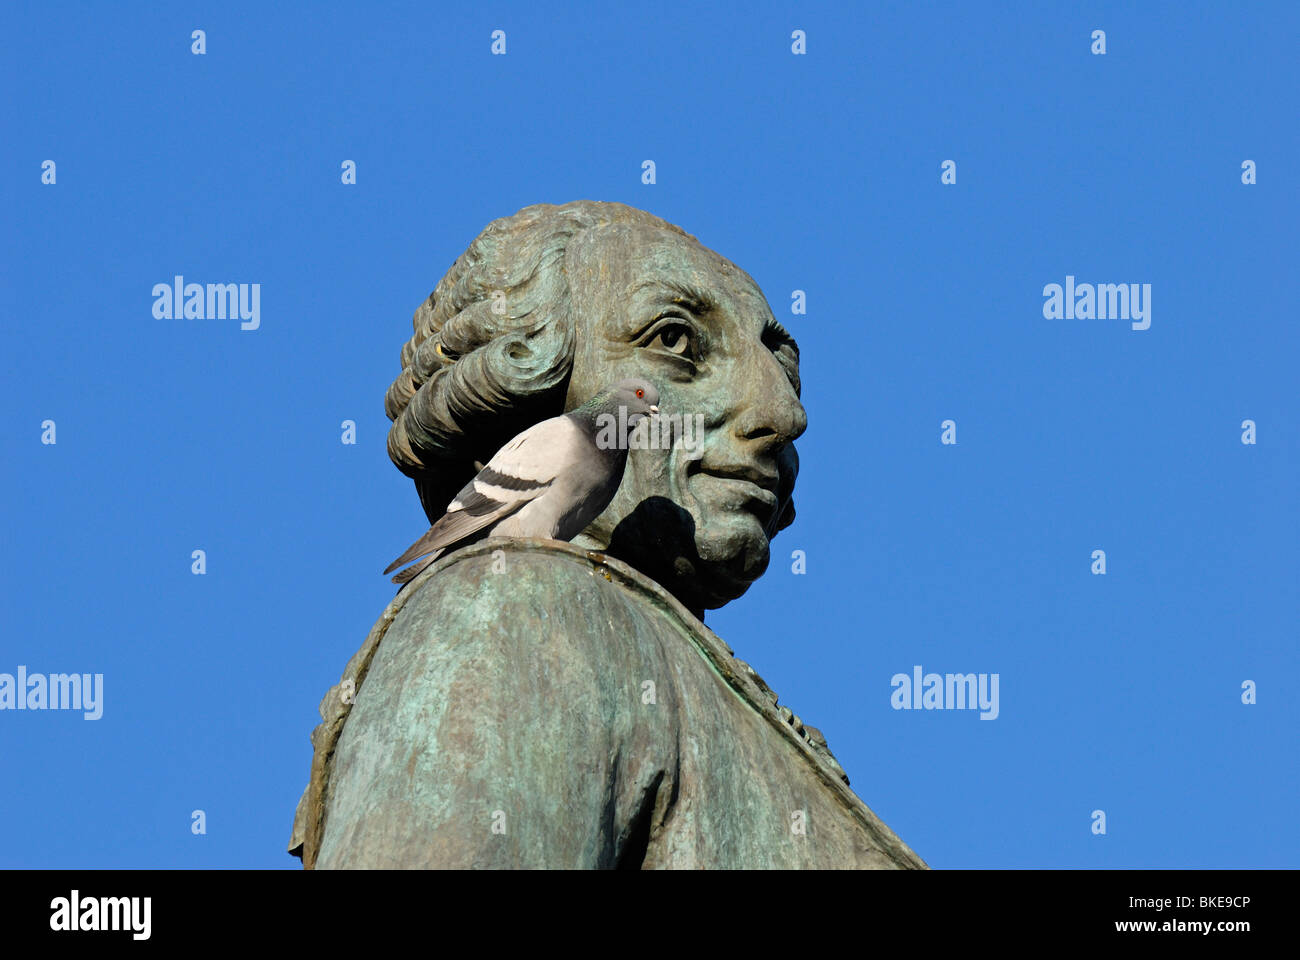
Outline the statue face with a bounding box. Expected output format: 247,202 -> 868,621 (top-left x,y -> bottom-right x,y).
564,223 -> 806,613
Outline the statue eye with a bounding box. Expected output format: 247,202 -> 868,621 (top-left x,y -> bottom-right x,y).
644,319 -> 697,359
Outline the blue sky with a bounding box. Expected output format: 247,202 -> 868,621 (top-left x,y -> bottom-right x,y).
2,1 -> 1295,868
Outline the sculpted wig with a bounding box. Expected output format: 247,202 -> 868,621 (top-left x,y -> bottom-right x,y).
384,201 -> 696,523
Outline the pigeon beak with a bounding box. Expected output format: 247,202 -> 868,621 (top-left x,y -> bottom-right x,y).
649,405 -> 659,415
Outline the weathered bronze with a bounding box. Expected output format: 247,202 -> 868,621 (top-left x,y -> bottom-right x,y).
289,201 -> 924,868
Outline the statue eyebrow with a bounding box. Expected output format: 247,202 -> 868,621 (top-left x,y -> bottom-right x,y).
629,278 -> 800,358
630,279 -> 717,314
763,316 -> 800,358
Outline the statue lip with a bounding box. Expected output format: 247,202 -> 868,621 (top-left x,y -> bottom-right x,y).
693,464 -> 780,524
696,460 -> 779,492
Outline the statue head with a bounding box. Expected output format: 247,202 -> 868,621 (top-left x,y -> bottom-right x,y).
384,201 -> 805,613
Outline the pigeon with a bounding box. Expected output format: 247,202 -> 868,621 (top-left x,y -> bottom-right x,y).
383,377 -> 660,585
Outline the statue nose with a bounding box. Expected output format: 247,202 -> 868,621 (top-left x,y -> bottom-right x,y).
734,393 -> 806,451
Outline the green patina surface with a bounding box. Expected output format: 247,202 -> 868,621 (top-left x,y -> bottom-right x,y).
291,539 -> 926,869
290,202 -> 925,869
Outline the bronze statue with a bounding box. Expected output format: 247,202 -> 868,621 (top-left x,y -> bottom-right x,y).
290,201 -> 925,869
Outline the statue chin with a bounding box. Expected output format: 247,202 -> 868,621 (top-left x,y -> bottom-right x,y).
595,499 -> 772,615
690,516 -> 773,602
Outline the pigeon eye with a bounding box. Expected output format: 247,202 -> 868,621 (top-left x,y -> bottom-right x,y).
635,388 -> 645,399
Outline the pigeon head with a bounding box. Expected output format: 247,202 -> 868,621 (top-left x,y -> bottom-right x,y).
592,378 -> 660,424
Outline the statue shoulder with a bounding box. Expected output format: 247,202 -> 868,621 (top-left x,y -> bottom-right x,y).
301,538 -> 689,868
395,537 -> 670,657
410,537 -> 631,613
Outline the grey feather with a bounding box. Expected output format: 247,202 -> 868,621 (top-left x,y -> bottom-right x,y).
384,378 -> 661,585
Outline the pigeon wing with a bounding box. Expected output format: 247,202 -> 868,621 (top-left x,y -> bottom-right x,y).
382,415 -> 583,575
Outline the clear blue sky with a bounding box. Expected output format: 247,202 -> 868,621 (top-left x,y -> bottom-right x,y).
2,1 -> 1295,868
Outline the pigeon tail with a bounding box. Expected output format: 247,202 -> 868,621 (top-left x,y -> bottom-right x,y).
390,548 -> 445,585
